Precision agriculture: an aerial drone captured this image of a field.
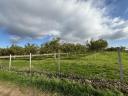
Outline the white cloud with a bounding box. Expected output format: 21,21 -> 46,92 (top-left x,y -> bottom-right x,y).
0,0 -> 128,43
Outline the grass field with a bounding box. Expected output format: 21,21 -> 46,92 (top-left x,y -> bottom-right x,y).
0,51 -> 128,95
0,51 -> 128,80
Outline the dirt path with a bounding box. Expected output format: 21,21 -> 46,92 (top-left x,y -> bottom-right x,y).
0,84 -> 24,96
0,82 -> 53,96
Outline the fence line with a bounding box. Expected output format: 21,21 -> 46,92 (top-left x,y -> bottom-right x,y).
0,53 -> 68,59
0,51 -> 125,81
0,53 -> 67,72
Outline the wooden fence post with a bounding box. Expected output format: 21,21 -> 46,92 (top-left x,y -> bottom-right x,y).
9,54 -> 12,71
54,53 -> 57,61
117,47 -> 124,81
30,53 -> 32,73
58,50 -> 60,74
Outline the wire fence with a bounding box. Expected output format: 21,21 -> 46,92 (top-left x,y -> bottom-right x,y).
0,48 -> 128,81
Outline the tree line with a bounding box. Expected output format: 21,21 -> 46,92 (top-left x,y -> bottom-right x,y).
0,38 -> 125,56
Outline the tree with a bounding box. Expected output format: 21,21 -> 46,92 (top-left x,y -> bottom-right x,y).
60,43 -> 86,54
40,38 -> 60,54
0,48 -> 10,56
86,39 -> 108,51
9,44 -> 24,55
75,44 -> 86,53
106,46 -> 126,51
24,43 -> 39,54
60,43 -> 75,53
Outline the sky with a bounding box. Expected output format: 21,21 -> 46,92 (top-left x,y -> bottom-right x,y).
0,0 -> 128,47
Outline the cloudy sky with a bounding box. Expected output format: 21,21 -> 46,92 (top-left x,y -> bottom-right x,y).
0,0 -> 128,47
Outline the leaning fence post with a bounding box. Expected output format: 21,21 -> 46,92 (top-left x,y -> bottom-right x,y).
58,50 -> 60,74
9,54 -> 12,71
30,53 -> 32,73
117,47 -> 124,81
54,53 -> 57,61
67,53 -> 69,57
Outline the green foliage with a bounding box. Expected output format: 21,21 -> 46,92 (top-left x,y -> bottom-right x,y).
61,43 -> 86,53
86,39 -> 108,51
106,47 -> 126,51
9,44 -> 25,55
0,38 -> 114,55
0,71 -> 124,96
40,38 -> 86,54
1,51 -> 128,80
0,43 -> 39,56
0,51 -> 128,95
0,48 -> 10,56
24,43 -> 39,54
40,38 -> 60,54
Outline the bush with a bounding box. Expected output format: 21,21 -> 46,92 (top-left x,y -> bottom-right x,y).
86,39 -> 108,51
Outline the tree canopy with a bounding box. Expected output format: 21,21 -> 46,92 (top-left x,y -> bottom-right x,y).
86,39 -> 108,51
0,38 -> 120,56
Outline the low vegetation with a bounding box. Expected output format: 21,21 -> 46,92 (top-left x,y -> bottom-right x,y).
0,52 -> 128,95
0,38 -> 113,56
0,71 -> 125,96
0,39 -> 127,95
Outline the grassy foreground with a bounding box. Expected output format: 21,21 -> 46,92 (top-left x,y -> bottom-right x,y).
0,71 -> 124,96
0,51 -> 128,80
0,51 -> 128,95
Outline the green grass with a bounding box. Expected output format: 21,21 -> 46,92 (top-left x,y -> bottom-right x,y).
0,71 -> 124,96
1,51 -> 128,80
0,51 -> 128,95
